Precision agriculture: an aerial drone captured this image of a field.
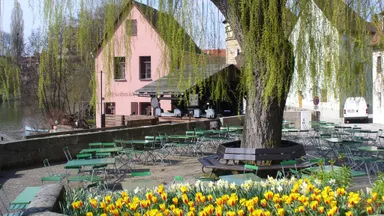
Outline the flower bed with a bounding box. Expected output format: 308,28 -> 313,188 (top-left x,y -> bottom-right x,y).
62,176 -> 384,216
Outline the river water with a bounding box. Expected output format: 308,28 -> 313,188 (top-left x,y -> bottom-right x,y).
0,101 -> 45,141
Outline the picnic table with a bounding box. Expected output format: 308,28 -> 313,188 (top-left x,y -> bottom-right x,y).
219,173 -> 261,185
64,158 -> 116,169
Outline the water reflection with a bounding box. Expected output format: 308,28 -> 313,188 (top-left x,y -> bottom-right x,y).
0,101 -> 45,141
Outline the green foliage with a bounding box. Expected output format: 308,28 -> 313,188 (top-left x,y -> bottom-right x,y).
0,57 -> 21,101
372,172 -> 384,198
309,165 -> 352,188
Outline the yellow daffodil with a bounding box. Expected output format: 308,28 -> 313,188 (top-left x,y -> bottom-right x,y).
123,196 -> 130,204
110,209 -> 119,216
116,199 -> 123,209
237,209 -> 244,216
182,194 -> 189,204
226,197 -> 236,207
86,212 -> 93,216
260,199 -> 267,208
336,188 -> 346,196
277,208 -> 284,216
100,202 -> 107,209
367,206 -> 373,215
371,192 -> 378,201
264,191 -> 273,200
264,210 -> 271,216
181,185 -> 188,194
298,205 -> 305,213
159,203 -> 166,212
215,205 -> 222,216
318,206 -> 325,214
345,211 -> 353,216
207,194 -> 213,202
129,203 -> 138,211
172,197 -> 178,205
157,185 -> 164,194
121,191 -> 128,198
105,195 -> 112,203
187,211 -> 195,216
326,206 -> 337,216
226,211 -> 236,216
161,192 -> 167,201
173,208 -> 183,216
152,195 -> 158,204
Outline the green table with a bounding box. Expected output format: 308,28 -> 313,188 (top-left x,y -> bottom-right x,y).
358,146 -> 384,152
219,173 -> 261,185
80,147 -> 123,154
168,135 -> 198,139
64,158 -> 116,169
11,186 -> 41,204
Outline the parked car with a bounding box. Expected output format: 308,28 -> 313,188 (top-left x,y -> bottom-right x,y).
343,97 -> 368,123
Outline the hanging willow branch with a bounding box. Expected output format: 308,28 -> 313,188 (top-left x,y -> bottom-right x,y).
4,0 -> 380,116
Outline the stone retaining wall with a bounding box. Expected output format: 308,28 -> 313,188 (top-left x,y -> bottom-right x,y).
0,119 -> 218,169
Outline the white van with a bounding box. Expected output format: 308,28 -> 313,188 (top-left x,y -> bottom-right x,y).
343,97 -> 368,123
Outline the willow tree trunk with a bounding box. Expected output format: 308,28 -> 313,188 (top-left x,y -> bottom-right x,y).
212,0 -> 294,148
242,78 -> 290,148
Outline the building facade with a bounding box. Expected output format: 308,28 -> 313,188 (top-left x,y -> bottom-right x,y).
95,3 -> 174,127
286,0 -> 373,122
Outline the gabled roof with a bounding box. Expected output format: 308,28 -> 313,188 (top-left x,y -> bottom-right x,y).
134,63 -> 238,96
311,0 -> 375,35
95,1 -> 200,54
135,55 -> 235,96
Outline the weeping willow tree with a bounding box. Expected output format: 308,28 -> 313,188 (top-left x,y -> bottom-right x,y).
4,0 -> 380,147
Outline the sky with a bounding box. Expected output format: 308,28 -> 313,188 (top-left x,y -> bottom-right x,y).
1,0 -> 41,40
0,0 -> 226,49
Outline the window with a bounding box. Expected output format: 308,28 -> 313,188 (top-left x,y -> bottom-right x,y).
140,102 -> 151,115
126,19 -> 137,36
104,102 -> 116,114
140,56 -> 151,80
114,57 -> 125,80
378,56 -> 382,74
321,89 -> 328,102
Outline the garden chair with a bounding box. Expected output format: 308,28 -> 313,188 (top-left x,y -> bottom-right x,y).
0,184 -> 40,215
173,176 -> 184,184
280,160 -> 299,178
131,170 -> 151,177
243,164 -> 259,175
40,159 -> 66,183
63,146 -> 91,161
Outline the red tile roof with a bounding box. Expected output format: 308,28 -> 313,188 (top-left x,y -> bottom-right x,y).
203,49 -> 226,57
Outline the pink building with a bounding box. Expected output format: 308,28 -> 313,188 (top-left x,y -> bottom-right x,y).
94,2 -> 201,128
